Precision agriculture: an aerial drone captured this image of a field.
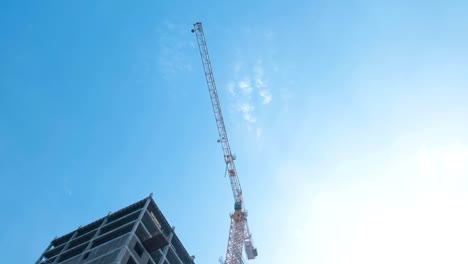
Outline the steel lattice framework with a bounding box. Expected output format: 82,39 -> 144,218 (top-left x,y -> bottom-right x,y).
192,22 -> 257,264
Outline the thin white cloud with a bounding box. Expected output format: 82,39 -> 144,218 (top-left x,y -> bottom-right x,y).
238,103 -> 254,113
226,60 -> 273,132
255,77 -> 266,88
259,89 -> 272,104
238,103 -> 256,123
238,80 -> 253,95
243,113 -> 256,123
253,64 -> 272,105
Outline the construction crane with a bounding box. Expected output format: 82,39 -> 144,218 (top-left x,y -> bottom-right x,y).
192,22 -> 258,264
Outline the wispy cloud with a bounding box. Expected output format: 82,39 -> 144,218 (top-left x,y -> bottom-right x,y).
238,80 -> 253,95
226,62 -> 273,129
225,29 -> 277,138
238,103 -> 256,123
254,63 -> 273,105
259,89 -> 272,104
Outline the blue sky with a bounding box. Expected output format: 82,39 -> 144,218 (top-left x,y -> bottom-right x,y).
1,1 -> 468,263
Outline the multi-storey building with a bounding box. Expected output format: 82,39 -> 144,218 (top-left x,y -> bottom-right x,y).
36,194 -> 195,264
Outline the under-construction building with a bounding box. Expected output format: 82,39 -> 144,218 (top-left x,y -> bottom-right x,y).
36,194 -> 195,264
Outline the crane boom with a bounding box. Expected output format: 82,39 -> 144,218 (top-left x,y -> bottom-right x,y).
192,22 -> 257,264
192,22 -> 242,204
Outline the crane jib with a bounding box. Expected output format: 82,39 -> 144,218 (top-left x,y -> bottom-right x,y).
193,22 -> 258,264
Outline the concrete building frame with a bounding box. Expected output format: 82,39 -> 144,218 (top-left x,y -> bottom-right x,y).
36,194 -> 195,264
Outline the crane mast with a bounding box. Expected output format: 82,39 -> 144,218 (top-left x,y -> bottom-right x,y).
192,22 -> 258,264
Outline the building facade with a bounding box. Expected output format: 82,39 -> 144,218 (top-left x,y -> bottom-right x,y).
36,194 -> 195,264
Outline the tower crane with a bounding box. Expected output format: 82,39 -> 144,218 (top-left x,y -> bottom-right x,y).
192,22 -> 258,264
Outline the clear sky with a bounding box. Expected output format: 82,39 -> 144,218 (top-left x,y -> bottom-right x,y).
1,1 -> 468,263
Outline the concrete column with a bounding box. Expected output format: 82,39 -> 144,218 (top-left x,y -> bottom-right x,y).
158,228 -> 174,264
53,230 -> 79,264
80,215 -> 110,262
116,196 -> 152,263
